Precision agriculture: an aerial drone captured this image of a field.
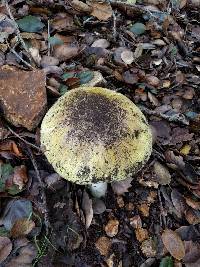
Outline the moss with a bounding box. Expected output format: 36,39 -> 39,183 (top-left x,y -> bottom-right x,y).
40,87 -> 152,184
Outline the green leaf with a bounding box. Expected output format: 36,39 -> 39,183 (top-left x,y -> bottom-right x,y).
7,185 -> 23,195
77,71 -> 94,85
17,15 -> 45,33
160,256 -> 174,267
62,72 -> 75,80
127,0 -> 137,3
48,36 -> 64,46
0,226 -> 9,237
59,85 -> 68,95
130,22 -> 146,35
0,163 -> 14,192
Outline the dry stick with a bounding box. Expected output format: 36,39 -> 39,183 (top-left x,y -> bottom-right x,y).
112,11 -> 117,41
47,20 -> 51,56
158,188 -> 167,228
6,125 -> 42,152
26,146 -> 50,234
3,0 -> 29,53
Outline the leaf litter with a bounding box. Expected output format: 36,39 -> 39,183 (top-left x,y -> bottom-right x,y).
0,0 -> 200,266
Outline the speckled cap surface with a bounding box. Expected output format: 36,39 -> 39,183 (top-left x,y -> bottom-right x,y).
40,87 -> 152,184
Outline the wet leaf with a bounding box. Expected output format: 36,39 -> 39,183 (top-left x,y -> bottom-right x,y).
154,161 -> 171,185
159,256 -> 173,267
121,50 -> 134,65
130,23 -> 146,35
0,236 -> 12,263
92,198 -> 106,214
0,199 -> 32,231
161,229 -> 185,260
10,218 -> 35,238
92,39 -> 110,49
17,15 -> 45,33
111,177 -> 132,195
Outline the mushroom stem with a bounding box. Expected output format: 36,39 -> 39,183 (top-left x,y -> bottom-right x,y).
88,182 -> 108,198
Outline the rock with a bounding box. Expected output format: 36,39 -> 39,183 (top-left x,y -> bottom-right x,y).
0,67 -> 46,131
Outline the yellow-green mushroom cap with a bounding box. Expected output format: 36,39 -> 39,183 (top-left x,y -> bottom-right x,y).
40,87 -> 152,185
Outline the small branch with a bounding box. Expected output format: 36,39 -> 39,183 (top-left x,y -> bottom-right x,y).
26,146 -> 50,234
47,20 -> 51,56
112,11 -> 117,41
3,0 -> 29,53
7,125 -> 42,152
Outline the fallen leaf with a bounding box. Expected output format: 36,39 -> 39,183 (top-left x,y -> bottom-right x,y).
92,198 -> 106,214
111,177 -> 132,195
40,55 -> 59,67
71,0 -> 92,13
185,208 -> 200,225
161,229 -> 185,260
121,50 -> 134,64
13,165 -> 28,190
135,228 -> 149,242
91,38 -> 110,48
53,44 -> 79,61
5,241 -> 37,267
88,1 -> 113,21
0,236 -> 12,263
0,199 -> 32,231
10,218 -> 35,238
130,23 -> 146,35
183,240 -> 200,267
17,15 -> 45,33
145,75 -> 160,87
51,14 -> 75,31
141,238 -> 157,257
81,190 -> 93,229
105,219 -> 119,237
154,161 -> 171,185
138,203 -> 150,217
123,70 -> 139,85
171,189 -> 187,217
95,236 -> 111,256
159,256 -> 173,267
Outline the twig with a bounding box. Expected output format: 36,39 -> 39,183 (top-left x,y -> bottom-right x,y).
47,20 -> 51,56
3,0 -> 29,53
112,11 -> 117,41
26,146 -> 50,234
158,188 -> 167,228
6,125 -> 42,152
10,47 -> 34,69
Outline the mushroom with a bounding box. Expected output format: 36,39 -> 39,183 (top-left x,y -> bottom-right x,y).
40,87 -> 152,197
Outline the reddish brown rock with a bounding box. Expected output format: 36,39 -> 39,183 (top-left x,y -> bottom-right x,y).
0,67 -> 46,131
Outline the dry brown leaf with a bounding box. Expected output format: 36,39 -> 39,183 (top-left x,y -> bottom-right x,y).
154,161 -> 171,185
95,236 -> 111,256
13,165 -> 28,190
183,240 -> 200,267
91,39 -> 110,49
111,177 -> 132,195
71,0 -> 92,13
135,228 -> 149,242
51,14 -> 75,31
81,190 -> 93,229
141,238 -> 157,257
88,1 -> 113,21
145,75 -> 160,87
0,236 -> 12,263
121,50 -> 134,65
5,242 -> 37,267
53,44 -> 79,61
105,219 -> 119,237
185,208 -> 200,225
138,203 -> 150,217
162,229 -> 185,260
10,218 -> 35,238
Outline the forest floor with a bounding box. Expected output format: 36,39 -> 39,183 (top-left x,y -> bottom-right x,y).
0,0 -> 200,266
